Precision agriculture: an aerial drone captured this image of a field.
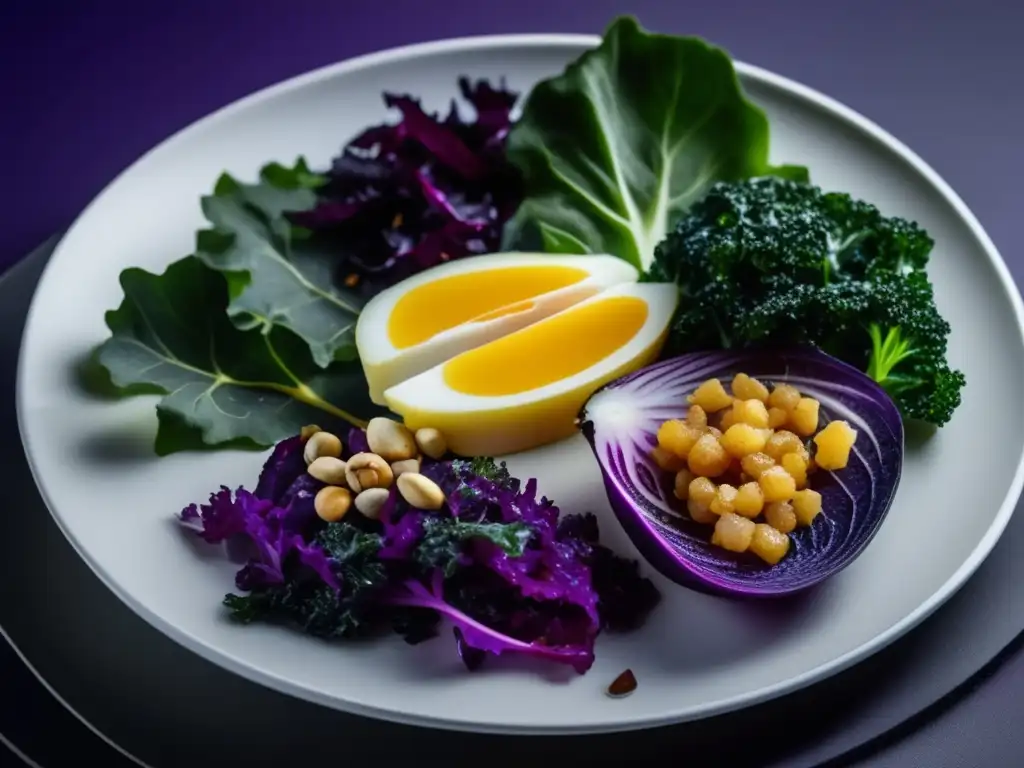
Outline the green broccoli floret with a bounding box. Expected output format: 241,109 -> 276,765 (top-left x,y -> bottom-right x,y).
648,176 -> 965,427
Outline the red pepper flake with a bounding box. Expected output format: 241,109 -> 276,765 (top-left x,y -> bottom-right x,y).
344,273 -> 360,288
391,213 -> 404,229
606,669 -> 638,698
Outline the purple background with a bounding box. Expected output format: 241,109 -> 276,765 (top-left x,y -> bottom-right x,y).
2,1 -> 1023,765
3,0 -> 1023,278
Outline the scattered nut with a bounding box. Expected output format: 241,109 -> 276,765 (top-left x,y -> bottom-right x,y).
391,457 -> 422,478
414,428 -> 448,460
366,417 -> 418,462
314,486 -> 352,523
345,452 -> 394,493
303,431 -> 342,465
300,424 -> 321,441
307,456 -> 348,486
354,488 -> 390,520
606,669 -> 638,699
396,472 -> 445,510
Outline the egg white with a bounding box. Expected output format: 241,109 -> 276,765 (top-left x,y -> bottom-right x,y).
355,252 -> 638,404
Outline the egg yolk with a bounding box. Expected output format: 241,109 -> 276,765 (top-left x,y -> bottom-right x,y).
470,299 -> 536,323
386,266 -> 588,349
442,296 -> 649,396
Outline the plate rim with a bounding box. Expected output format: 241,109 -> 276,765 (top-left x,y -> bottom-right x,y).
15,32 -> 1024,735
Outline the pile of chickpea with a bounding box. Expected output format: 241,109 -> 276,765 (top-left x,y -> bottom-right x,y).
651,373 -> 858,565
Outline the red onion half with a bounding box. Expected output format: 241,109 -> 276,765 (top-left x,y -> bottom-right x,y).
579,348 -> 904,598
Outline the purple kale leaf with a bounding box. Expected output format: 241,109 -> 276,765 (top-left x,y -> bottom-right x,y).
179,433 -> 659,674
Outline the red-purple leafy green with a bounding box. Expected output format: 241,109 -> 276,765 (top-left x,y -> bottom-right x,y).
292,78 -> 522,297
579,347 -> 903,598
179,429 -> 659,673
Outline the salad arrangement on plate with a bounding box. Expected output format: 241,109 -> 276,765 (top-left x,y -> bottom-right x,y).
81,17 -> 963,679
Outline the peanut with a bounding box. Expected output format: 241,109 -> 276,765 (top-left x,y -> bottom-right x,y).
345,452 -> 394,493
307,456 -> 348,486
366,417 -> 418,462
354,488 -> 390,520
414,428 -> 448,460
397,472 -> 446,510
391,457 -> 422,478
303,431 -> 342,465
314,486 -> 352,523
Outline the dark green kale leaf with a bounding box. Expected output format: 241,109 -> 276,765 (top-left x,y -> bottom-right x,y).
315,522 -> 387,587
413,516 -> 533,577
450,456 -> 514,490
224,524 -> 388,640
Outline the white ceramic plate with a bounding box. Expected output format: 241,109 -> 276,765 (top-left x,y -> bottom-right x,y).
16,34 -> 1024,735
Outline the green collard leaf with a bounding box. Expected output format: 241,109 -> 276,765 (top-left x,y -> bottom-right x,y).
195,158 -> 363,368
95,255 -> 386,453
259,158 -> 329,191
502,16 -> 808,271
152,409 -> 264,456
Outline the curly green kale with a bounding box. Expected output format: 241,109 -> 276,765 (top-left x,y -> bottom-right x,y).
450,456 -> 514,489
647,176 -> 965,426
223,524 -> 387,639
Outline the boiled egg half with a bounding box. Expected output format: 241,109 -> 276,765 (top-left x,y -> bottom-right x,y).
355,252 -> 638,404
381,281 -> 679,457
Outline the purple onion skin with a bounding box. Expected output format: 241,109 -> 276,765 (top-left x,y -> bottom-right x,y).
578,348 -> 904,599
